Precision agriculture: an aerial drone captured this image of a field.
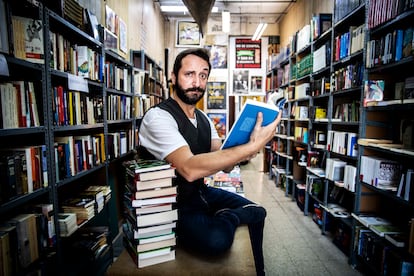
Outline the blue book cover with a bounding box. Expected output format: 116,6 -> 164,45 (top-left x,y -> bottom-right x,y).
221,99 -> 282,149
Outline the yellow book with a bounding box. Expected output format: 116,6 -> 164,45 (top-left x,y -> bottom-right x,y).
68,91 -> 74,125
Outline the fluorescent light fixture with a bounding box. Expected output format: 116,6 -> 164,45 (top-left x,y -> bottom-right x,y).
222,11 -> 230,33
252,23 -> 267,41
160,5 -> 188,12
160,5 -> 218,13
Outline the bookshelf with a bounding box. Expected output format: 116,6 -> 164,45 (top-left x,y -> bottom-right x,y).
269,0 -> 414,272
267,0 -> 365,260
130,50 -> 167,116
0,0 -> 151,274
351,0 -> 414,274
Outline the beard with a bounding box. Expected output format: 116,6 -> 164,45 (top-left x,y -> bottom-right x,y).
174,81 -> 205,105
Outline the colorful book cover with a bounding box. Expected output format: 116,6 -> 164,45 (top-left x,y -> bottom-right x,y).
364,80 -> 384,106
221,99 -> 280,149
206,82 -> 226,109
207,112 -> 226,139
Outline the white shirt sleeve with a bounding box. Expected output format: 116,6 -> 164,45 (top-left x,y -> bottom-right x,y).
139,107 -> 219,160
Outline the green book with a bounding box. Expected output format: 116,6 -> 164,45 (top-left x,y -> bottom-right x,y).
370,224 -> 404,237
124,159 -> 171,174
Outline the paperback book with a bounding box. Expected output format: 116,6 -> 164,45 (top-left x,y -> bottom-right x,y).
221,99 -> 283,149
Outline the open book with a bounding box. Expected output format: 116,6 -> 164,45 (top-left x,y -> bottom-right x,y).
221,98 -> 285,149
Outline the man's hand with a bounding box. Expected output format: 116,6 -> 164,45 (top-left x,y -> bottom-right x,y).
248,112 -> 282,150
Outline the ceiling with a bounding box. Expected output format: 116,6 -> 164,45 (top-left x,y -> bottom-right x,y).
154,0 -> 297,24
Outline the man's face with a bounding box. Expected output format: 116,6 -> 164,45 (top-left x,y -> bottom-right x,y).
174,54 -> 209,105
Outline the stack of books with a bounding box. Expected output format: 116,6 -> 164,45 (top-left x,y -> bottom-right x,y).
58,213 -> 78,237
61,197 -> 95,225
205,166 -> 244,196
80,186 -> 108,214
122,159 -> 177,268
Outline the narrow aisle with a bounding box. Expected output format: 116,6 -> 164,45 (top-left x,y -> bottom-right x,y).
240,153 -> 363,276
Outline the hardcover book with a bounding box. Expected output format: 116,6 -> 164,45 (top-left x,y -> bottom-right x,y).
11,16 -> 44,64
221,99 -> 282,149
129,167 -> 176,182
124,159 -> 171,174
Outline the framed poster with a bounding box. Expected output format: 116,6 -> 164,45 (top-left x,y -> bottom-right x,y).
105,5 -> 117,34
250,75 -> 263,93
233,70 -> 249,94
207,112 -> 227,139
118,17 -> 127,53
176,21 -> 201,47
104,28 -> 118,52
235,38 -> 261,68
207,82 -> 227,109
206,45 -> 227,69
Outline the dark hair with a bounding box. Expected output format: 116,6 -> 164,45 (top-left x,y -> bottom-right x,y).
173,48 -> 211,78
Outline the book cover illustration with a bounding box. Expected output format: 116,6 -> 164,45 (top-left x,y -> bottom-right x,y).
206,82 -> 226,109
364,80 -> 384,106
207,112 -> 226,139
12,16 -> 44,63
208,45 -> 227,69
221,99 -> 280,149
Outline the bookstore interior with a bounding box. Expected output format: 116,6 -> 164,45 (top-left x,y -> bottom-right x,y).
0,0 -> 414,275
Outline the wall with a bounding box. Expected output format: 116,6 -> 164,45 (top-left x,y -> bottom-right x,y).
279,0 -> 333,48
79,0 -> 166,66
163,14 -> 278,78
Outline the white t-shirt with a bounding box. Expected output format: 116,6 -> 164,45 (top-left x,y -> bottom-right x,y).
139,106 -> 220,160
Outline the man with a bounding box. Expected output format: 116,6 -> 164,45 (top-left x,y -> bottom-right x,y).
139,48 -> 281,275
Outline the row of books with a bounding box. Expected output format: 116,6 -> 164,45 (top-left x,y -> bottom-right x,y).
104,61 -> 130,92
122,159 -> 177,268
61,185 -> 111,232
353,214 -> 414,275
0,81 -> 40,129
0,145 -> 48,203
325,158 -> 357,192
367,0 -> 413,29
107,131 -> 134,160
49,31 -> 103,82
333,0 -> 362,23
295,54 -> 313,79
133,94 -> 162,118
52,86 -> 104,126
366,26 -> 414,69
54,134 -> 105,181
333,24 -> 365,62
107,94 -> 132,121
0,203 -> 59,275
330,61 -> 364,92
311,76 -> 330,96
333,101 -> 360,123
326,130 -> 358,157
360,155 -> 402,190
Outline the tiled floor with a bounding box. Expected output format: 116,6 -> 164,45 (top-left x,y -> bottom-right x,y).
240,153 -> 363,276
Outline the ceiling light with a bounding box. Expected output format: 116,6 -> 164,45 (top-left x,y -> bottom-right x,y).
252,23 -> 267,41
160,5 -> 188,12
160,5 -> 218,13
